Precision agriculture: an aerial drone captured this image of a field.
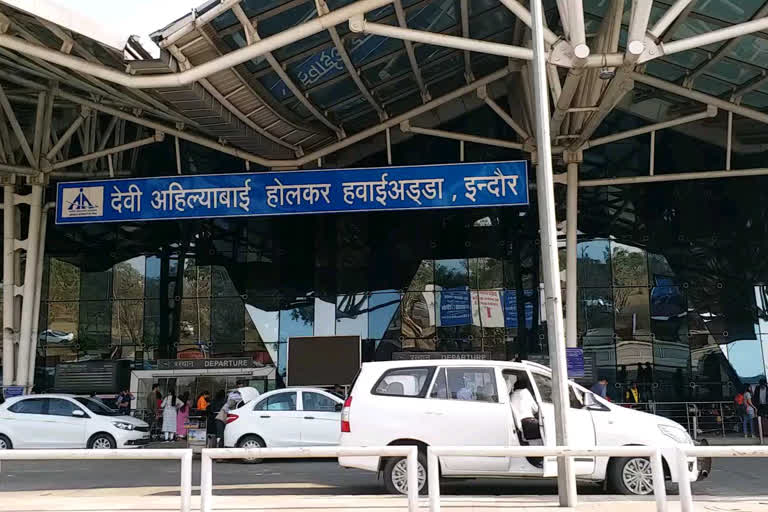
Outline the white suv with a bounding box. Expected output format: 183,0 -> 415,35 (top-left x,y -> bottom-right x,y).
339,360 -> 708,495
0,394 -> 150,449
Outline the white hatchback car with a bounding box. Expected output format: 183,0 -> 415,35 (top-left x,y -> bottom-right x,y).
0,394 -> 150,449
224,387 -> 343,458
339,360 -> 710,495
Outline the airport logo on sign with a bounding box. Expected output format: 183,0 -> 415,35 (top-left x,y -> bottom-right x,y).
61,186 -> 103,218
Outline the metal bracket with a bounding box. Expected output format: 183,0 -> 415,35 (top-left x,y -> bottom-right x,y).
553,173 -> 568,185
13,239 -> 27,252
0,12 -> 12,34
25,173 -> 49,186
0,175 -> 16,186
522,138 -> 536,153
637,36 -> 663,64
548,39 -> 577,68
399,120 -> 411,133
314,0 -> 330,16
13,193 -> 30,206
476,86 -> 488,100
562,150 -> 583,164
348,14 -> 365,33
14,285 -> 23,298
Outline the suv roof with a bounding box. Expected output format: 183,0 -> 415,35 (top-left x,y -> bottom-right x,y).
360,359 -> 547,371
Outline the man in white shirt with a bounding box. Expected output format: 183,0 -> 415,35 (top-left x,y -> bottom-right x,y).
509,375 -> 541,443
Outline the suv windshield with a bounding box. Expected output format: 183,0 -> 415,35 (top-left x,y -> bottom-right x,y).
74,397 -> 120,416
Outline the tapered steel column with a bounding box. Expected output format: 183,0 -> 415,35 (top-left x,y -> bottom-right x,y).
530,0 -> 577,506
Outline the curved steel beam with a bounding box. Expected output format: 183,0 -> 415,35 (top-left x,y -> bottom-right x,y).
0,0 -> 393,89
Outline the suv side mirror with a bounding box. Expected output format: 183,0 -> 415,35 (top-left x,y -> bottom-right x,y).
72,409 -> 86,418
334,403 -> 343,412
584,392 -> 609,411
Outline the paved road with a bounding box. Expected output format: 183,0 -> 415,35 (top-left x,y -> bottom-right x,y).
0,457 -> 766,497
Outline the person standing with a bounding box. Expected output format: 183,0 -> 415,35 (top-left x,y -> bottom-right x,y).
591,377 -> 608,399
625,382 -> 640,404
118,389 -> 134,416
196,390 -> 210,411
176,394 -> 191,440
754,379 -> 768,418
744,385 -> 756,438
146,383 -> 159,436
208,390 -> 226,447
161,389 -> 183,441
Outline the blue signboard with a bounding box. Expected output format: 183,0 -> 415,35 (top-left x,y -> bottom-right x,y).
566,348 -> 585,378
503,290 -> 534,329
3,386 -> 23,398
439,288 -> 472,326
56,161 -> 528,224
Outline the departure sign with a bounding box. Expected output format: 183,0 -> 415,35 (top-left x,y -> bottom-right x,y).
56,161 -> 529,224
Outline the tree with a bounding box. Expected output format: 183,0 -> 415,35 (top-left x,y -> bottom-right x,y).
612,247 -> 647,314
113,261 -> 145,346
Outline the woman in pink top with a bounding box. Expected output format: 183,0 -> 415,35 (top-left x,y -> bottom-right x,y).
176,394 -> 191,439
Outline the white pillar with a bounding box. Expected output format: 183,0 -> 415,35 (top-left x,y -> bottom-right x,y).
28,203 -> 51,384
2,183 -> 15,387
530,0 -> 577,507
16,183 -> 42,389
566,161 -> 578,348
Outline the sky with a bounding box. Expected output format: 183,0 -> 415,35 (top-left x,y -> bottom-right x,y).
48,0 -> 204,56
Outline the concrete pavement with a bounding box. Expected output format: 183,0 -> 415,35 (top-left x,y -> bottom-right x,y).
1,494 -> 767,512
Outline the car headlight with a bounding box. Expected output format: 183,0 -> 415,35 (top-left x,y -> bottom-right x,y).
659,424 -> 692,444
112,421 -> 135,431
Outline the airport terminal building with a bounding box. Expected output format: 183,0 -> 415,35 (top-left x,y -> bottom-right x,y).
2,0 -> 768,403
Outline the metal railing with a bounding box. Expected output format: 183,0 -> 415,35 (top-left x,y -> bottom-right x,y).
0,448 -> 192,512
200,446 -> 419,512
677,445 -> 768,512
616,401 -> 760,441
426,446 -> 667,512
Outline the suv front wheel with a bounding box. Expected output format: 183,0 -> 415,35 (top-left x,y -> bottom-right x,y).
608,456 -> 655,495
383,453 -> 427,495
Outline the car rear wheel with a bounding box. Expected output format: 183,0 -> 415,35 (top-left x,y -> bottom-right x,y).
236,435 -> 265,464
88,434 -> 116,450
609,456 -> 654,495
0,434 -> 12,450
383,453 -> 427,495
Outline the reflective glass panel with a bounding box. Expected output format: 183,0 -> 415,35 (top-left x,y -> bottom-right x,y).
402,291 -> 436,339
48,258 -> 80,301
111,300 -> 144,346
46,302 -> 78,346
612,243 -> 648,287
113,257 -> 145,299
469,257 -> 503,289
78,301 -> 111,351
614,287 -> 651,338
368,291 -> 401,340
180,298 -> 211,345
435,259 -> 469,288
579,288 -> 614,337
577,239 -> 612,287
279,300 -> 314,342
212,297 -> 244,345
336,293 -> 369,338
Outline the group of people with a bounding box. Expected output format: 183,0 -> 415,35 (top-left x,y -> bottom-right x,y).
735,379 -> 768,438
145,384 -> 192,441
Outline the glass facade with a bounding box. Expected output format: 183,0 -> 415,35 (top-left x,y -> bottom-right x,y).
17,192 -> 766,401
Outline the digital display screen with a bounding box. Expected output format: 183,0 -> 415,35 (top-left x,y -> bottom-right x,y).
287,336 -> 361,386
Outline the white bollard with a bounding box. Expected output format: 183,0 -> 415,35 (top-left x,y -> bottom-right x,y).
200,451 -> 213,512
428,449 -> 441,512
407,447 -> 419,512
676,447 -> 694,512
650,450 -> 668,512
180,450 -> 192,512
